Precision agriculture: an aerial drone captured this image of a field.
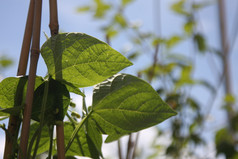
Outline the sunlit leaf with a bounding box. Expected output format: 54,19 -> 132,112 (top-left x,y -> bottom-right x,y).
77,6 -> 91,12
166,35 -> 183,49
122,0 -> 134,6
94,0 -> 111,18
114,13 -> 127,28
92,74 -> 176,142
0,76 -> 44,116
41,33 -> 132,88
171,0 -> 190,16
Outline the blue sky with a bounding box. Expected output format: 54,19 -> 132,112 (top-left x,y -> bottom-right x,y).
0,0 -> 238,158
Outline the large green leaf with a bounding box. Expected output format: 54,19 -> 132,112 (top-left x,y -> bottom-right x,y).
41,33 -> 132,88
91,74 -> 177,142
31,78 -> 70,122
64,122 -> 102,159
0,76 -> 44,116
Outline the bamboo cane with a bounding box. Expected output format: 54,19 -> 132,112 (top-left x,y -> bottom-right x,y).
3,0 -> 35,158
49,1 -> 66,158
19,0 -> 42,158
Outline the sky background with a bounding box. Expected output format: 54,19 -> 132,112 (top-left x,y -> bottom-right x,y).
0,0 -> 238,158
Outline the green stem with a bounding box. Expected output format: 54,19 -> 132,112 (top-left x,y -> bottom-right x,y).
32,79 -> 49,158
48,125 -> 54,159
65,111 -> 92,153
27,126 -> 41,159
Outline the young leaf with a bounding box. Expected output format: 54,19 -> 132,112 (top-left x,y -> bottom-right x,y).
31,78 -> 70,122
92,74 -> 177,142
0,76 -> 44,116
41,33 -> 133,88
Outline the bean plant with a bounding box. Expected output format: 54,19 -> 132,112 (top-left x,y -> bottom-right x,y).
0,32 -> 176,158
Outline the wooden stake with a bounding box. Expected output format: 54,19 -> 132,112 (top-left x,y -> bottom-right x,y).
4,0 -> 35,158
19,0 -> 42,158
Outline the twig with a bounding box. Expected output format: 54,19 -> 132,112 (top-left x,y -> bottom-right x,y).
218,0 -> 234,119
4,0 -> 35,158
19,0 -> 43,158
117,139 -> 122,159
132,132 -> 140,159
126,134 -> 133,159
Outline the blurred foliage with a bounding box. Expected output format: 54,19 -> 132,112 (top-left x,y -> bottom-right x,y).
0,55 -> 13,76
76,0 -> 237,158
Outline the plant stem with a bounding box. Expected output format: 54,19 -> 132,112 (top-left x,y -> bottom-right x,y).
132,132 -> 139,159
65,111 -> 92,153
4,1 -> 35,158
117,139 -> 122,159
19,0 -> 42,158
126,134 -> 133,159
218,0 -> 234,118
32,80 -> 49,158
48,125 -> 54,159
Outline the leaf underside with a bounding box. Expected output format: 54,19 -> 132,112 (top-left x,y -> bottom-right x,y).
91,74 -> 177,142
41,32 -> 133,88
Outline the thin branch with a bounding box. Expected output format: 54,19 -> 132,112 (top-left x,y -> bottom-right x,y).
132,133 -> 140,159
126,134 -> 133,159
218,0 -> 234,118
4,0 -> 35,158
117,139 -> 123,159
19,0 -> 43,158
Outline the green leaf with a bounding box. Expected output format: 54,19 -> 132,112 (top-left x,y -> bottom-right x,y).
64,122 -> 102,159
0,56 -> 13,68
28,123 -> 50,156
184,21 -> 195,35
41,33 -> 132,88
31,78 -> 70,122
94,0 -> 111,18
194,33 -> 207,52
166,35 -> 183,49
171,0 -> 190,16
77,6 -> 91,12
0,76 -> 44,116
92,74 -> 177,142
122,0 -> 134,6
215,128 -> 237,158
114,13 -> 127,28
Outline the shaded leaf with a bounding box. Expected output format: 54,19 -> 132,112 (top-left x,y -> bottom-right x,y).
31,78 -> 70,122
41,33 -> 132,88
28,123 -> 50,156
92,74 -> 177,142
215,128 -> 237,158
194,33 -> 207,52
